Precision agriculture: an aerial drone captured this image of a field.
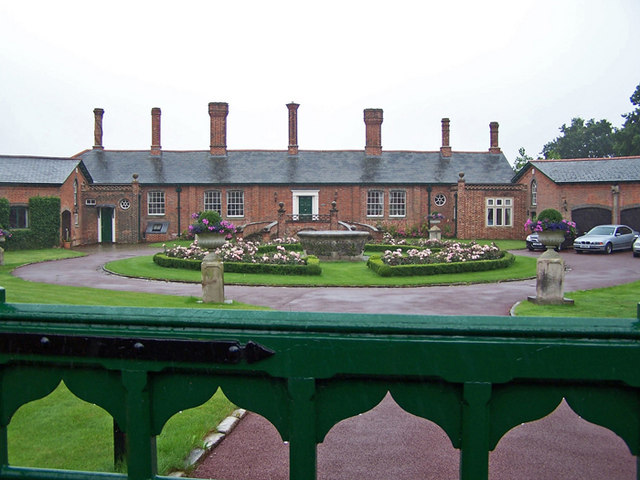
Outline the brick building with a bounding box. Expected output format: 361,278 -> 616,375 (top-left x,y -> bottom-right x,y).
1,102 -> 528,246
513,157 -> 640,234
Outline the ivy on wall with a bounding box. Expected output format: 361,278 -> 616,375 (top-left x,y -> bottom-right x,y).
1,196 -> 60,250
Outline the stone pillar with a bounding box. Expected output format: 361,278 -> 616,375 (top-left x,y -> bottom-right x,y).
428,226 -> 441,241
329,201 -> 338,230
277,202 -> 286,239
611,185 -> 620,223
528,250 -> 573,305
201,253 -> 225,303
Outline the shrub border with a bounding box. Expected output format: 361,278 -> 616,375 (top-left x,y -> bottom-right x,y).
153,253 -> 321,276
366,251 -> 515,277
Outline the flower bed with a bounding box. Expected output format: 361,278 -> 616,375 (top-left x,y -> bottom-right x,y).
153,239 -> 321,276
367,242 -> 513,277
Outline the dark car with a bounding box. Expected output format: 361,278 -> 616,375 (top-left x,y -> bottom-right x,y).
573,224 -> 639,254
526,232 -> 573,251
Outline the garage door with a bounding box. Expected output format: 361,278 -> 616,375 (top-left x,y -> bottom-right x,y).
621,207 -> 640,231
571,207 -> 611,234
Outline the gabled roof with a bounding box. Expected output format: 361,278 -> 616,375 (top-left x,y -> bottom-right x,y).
513,156 -> 640,184
0,155 -> 91,184
76,149 -> 514,185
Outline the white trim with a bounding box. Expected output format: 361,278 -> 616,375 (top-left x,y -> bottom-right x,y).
291,190 -> 319,216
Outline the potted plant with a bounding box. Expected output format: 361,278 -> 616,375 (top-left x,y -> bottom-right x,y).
428,212 -> 444,224
525,208 -> 576,248
188,211 -> 237,249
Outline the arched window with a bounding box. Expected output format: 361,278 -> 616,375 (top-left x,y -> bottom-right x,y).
530,180 -> 537,207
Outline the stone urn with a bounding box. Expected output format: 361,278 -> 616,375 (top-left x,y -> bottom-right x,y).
195,233 -> 227,250
537,230 -> 565,249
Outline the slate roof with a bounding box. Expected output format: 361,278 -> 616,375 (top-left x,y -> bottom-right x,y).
514,156 -> 640,184
76,149 -> 514,186
0,156 -> 90,184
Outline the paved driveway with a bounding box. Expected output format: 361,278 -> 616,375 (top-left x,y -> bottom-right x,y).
12,246 -> 640,479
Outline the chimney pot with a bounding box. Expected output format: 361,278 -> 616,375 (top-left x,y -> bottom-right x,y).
440,118 -> 452,157
209,102 -> 229,156
151,107 -> 161,156
287,102 -> 299,156
364,108 -> 383,157
93,108 -> 104,150
489,121 -> 501,153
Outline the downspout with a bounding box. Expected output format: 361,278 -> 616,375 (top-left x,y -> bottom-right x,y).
454,193 -> 458,238
426,185 -> 432,228
176,186 -> 182,237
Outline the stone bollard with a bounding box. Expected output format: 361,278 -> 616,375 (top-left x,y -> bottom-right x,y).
428,225 -> 441,241
0,246 -> 4,266
201,252 -> 225,303
528,249 -> 574,305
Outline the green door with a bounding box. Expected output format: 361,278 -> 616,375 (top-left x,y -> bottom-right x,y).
299,196 -> 313,221
100,207 -> 114,243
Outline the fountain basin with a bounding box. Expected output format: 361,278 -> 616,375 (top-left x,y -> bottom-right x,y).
297,230 -> 370,261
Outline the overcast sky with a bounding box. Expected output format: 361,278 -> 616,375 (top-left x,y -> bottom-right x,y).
1,1 -> 639,165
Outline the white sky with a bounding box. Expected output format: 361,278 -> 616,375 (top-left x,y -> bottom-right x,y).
1,0 -> 639,165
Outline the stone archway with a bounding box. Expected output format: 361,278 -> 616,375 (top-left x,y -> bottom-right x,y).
61,210 -> 72,243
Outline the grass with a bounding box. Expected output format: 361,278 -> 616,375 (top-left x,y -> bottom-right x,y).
107,249 -> 537,287
513,280 -> 640,318
0,249 -> 266,309
8,383 -> 235,475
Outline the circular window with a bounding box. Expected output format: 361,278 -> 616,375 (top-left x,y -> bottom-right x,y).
119,198 -> 131,210
434,193 -> 446,207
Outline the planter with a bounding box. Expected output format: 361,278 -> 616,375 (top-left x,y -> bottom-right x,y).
195,233 -> 227,249
537,230 -> 566,248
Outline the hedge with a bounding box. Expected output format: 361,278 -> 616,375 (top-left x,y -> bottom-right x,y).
364,244 -> 429,253
366,251 -> 515,277
153,253 -> 322,276
0,198 -> 9,228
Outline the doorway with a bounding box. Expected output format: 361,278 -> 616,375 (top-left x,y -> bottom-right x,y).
98,207 -> 114,243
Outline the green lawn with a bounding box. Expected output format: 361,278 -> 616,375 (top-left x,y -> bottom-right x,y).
107,252 -> 537,286
513,280 -> 640,318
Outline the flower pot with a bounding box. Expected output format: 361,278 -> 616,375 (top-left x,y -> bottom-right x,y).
195,233 -> 227,249
537,230 -> 565,248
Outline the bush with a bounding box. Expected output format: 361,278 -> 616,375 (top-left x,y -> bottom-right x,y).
364,244 -> 428,253
367,251 -> 515,277
0,198 -> 9,228
536,208 -> 563,223
152,253 -> 322,276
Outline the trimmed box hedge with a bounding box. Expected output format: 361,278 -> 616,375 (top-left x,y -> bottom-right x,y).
366,251 -> 515,277
153,253 -> 321,276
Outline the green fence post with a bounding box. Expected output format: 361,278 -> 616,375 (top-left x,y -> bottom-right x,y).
122,370 -> 157,480
288,377 -> 317,480
460,382 -> 492,480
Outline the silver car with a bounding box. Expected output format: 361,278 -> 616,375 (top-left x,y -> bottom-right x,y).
633,237 -> 640,257
574,224 -> 638,254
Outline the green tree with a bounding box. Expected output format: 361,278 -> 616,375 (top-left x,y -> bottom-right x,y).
541,117 -> 614,159
513,147 -> 533,172
613,83 -> 640,156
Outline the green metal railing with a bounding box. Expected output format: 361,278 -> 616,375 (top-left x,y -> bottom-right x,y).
1,287 -> 639,480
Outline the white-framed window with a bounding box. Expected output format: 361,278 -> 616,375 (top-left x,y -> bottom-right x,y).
147,191 -> 165,215
227,190 -> 244,217
119,198 -> 130,210
434,193 -> 446,207
486,197 -> 512,226
73,179 -> 78,207
530,180 -> 537,207
366,190 -> 384,217
389,190 -> 406,217
204,190 -> 222,213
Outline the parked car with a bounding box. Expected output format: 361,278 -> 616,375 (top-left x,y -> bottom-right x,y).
526,232 -> 573,251
633,236 -> 640,257
573,224 -> 639,254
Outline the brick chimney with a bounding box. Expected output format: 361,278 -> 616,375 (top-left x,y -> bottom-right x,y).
440,118 -> 452,157
93,108 -> 104,150
364,108 -> 383,157
208,102 -> 229,156
287,102 -> 299,156
489,121 -> 501,154
151,107 -> 161,156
